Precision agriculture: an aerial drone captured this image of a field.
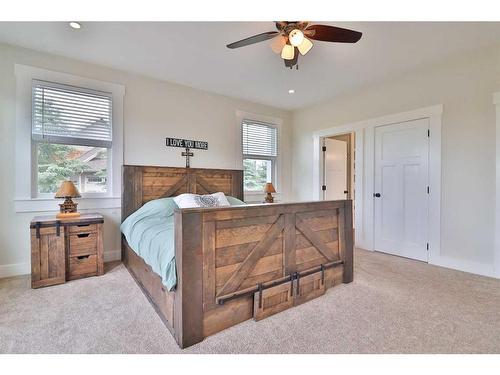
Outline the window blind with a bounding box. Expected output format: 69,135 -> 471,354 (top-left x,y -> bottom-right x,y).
32,80 -> 113,148
242,120 -> 278,157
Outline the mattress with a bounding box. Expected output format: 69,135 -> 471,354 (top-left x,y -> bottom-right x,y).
120,196 -> 244,291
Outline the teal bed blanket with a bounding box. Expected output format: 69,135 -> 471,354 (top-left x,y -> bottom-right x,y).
120,196 -> 244,291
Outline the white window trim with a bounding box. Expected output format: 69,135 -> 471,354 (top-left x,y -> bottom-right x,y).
14,64 -> 125,213
236,110 -> 283,202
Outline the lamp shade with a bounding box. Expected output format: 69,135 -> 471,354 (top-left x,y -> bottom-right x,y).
264,183 -> 276,194
55,180 -> 81,198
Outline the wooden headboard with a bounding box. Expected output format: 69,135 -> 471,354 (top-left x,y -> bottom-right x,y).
122,165 -> 244,221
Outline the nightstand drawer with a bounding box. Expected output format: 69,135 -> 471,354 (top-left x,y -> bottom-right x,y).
69,254 -> 98,278
69,232 -> 97,256
69,223 -> 97,234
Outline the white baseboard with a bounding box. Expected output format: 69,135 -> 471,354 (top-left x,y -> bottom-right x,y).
430,255 -> 496,278
356,246 -> 497,279
0,249 -> 122,279
355,240 -> 372,251
0,262 -> 31,279
103,249 -> 122,262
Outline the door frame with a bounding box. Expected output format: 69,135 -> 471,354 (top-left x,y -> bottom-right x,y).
322,133 -> 353,200
312,104 -> 442,264
494,91 -> 500,278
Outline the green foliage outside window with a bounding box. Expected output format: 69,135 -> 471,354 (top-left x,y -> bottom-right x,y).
243,159 -> 270,191
37,143 -> 90,193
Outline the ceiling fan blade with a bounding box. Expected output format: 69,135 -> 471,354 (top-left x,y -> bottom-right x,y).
275,21 -> 289,31
270,35 -> 287,53
296,21 -> 309,30
305,25 -> 362,43
284,47 -> 299,68
226,31 -> 279,49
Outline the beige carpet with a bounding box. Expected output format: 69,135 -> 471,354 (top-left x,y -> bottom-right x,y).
1,249 -> 500,353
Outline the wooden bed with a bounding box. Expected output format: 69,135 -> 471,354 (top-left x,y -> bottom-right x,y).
121,165 -> 353,348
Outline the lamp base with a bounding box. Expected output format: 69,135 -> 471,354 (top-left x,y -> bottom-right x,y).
56,212 -> 81,219
57,197 -> 79,219
265,193 -> 274,203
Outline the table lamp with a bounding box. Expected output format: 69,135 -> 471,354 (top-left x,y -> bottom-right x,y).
264,182 -> 276,203
55,180 -> 81,218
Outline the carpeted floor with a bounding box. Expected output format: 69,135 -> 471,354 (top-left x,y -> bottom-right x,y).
1,249 -> 500,353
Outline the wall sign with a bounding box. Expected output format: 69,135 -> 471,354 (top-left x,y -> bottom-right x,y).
166,137 -> 208,168
165,137 -> 208,150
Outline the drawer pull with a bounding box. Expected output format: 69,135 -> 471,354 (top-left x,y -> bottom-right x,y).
77,233 -> 90,238
77,255 -> 90,260
77,224 -> 90,227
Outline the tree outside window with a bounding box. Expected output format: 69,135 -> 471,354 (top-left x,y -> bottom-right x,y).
37,143 -> 107,194
243,159 -> 272,191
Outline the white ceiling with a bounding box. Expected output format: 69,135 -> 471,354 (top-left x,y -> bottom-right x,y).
0,22 -> 499,110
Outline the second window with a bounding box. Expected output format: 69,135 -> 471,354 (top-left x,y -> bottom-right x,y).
242,119 -> 278,192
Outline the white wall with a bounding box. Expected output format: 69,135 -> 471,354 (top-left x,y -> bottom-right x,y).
0,42 -> 292,277
3,40 -> 500,279
292,44 -> 500,275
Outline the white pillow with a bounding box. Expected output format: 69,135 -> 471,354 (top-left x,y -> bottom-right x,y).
173,192 -> 231,209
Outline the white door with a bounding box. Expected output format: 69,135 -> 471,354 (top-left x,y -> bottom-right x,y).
324,138 -> 348,200
374,119 -> 429,261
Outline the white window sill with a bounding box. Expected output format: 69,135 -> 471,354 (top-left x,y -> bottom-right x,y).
244,191 -> 282,203
244,191 -> 283,195
14,196 -> 121,213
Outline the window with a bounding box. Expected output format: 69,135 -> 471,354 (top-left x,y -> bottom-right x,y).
32,80 -> 112,196
242,120 -> 278,192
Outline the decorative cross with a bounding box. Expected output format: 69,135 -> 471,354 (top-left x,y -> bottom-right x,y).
181,147 -> 194,168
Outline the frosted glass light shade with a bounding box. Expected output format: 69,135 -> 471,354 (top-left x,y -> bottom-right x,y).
289,29 -> 304,47
281,44 -> 295,60
297,37 -> 313,55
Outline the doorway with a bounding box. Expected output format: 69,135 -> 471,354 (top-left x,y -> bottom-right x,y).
322,133 -> 354,201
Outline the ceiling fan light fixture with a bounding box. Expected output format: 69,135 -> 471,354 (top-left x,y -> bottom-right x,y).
281,44 -> 295,60
226,22 -> 362,69
288,29 -> 304,47
297,37 -> 313,55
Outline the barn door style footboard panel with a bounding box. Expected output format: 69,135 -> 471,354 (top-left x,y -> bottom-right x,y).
174,200 -> 353,348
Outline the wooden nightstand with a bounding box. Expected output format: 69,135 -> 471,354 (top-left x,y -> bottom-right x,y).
30,213 -> 104,288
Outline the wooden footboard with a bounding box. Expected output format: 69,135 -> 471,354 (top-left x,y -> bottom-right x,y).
175,200 -> 353,347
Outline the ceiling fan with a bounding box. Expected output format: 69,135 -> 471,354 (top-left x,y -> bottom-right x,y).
226,22 -> 362,69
